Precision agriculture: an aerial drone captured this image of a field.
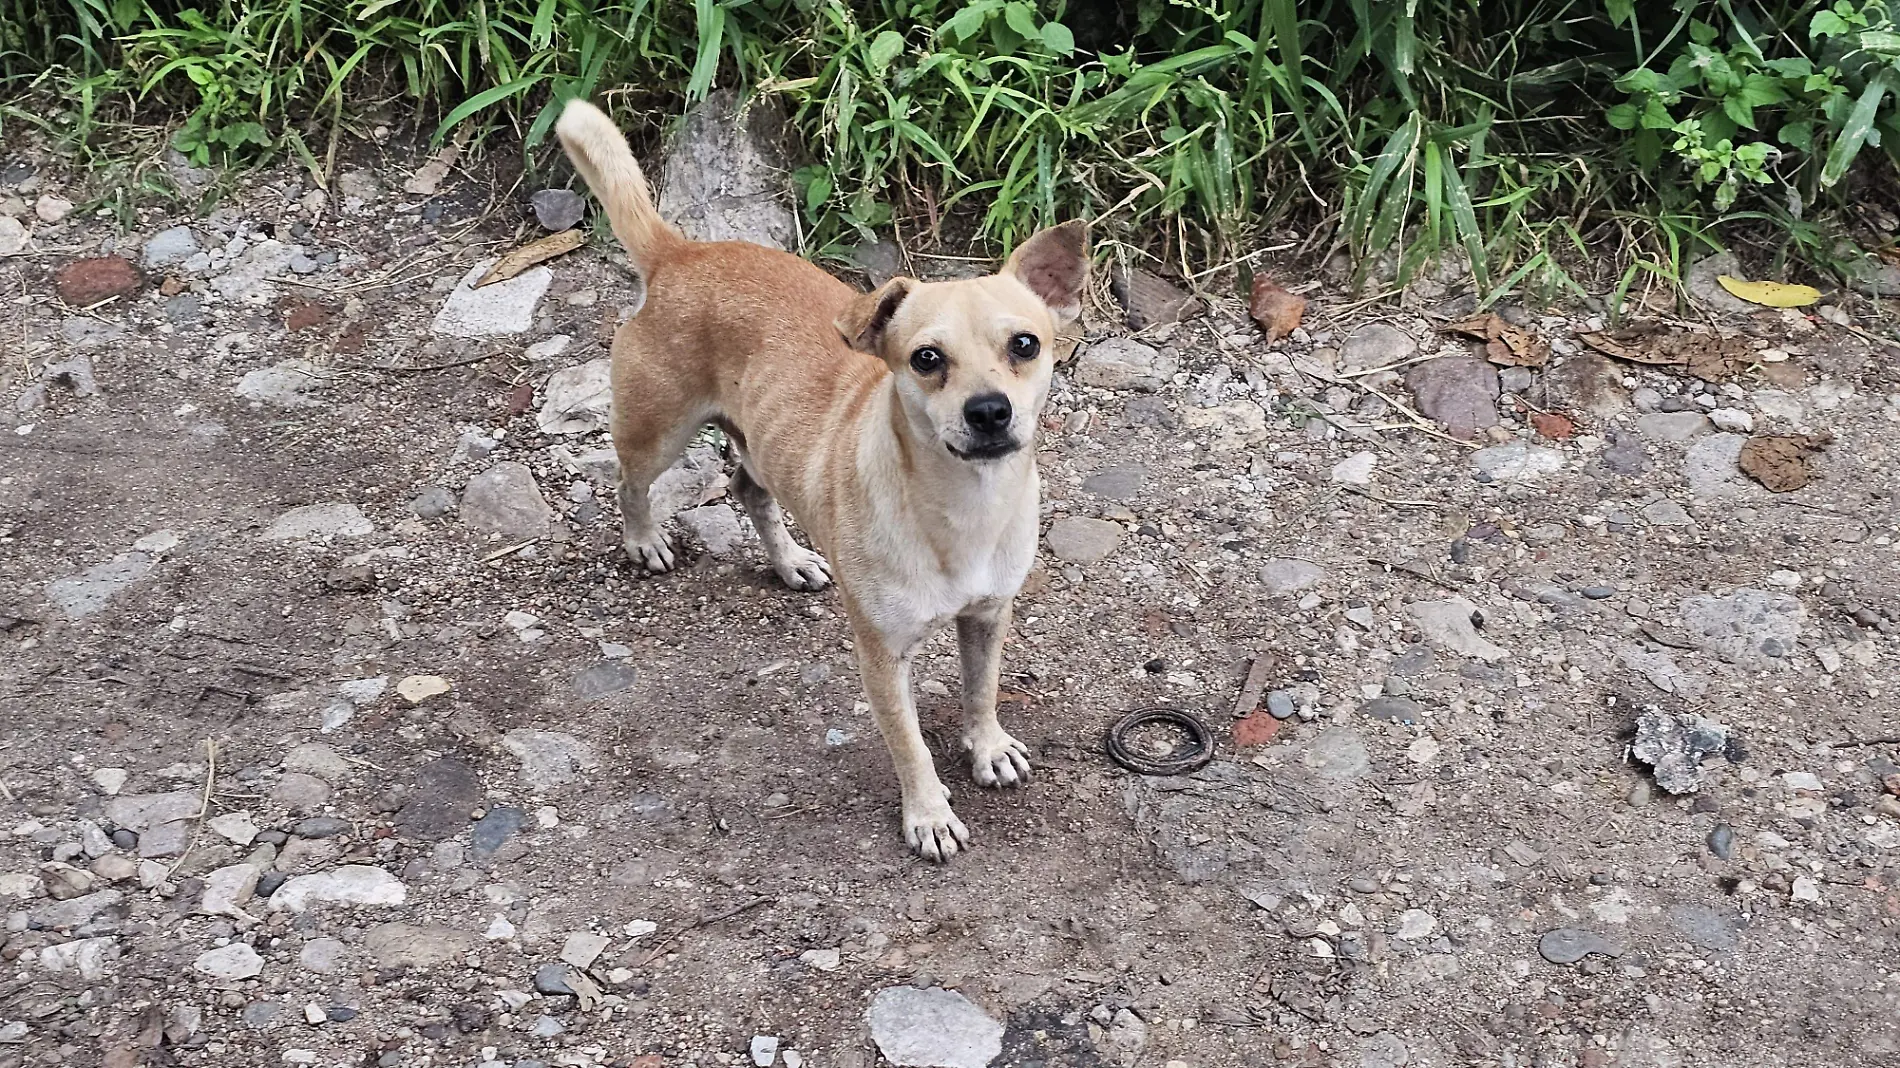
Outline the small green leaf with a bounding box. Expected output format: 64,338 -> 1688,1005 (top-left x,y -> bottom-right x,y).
867,30 -> 905,73
1616,68 -> 1663,94
1606,102 -> 1639,130
1640,96 -> 1676,129
942,1 -> 995,44
1003,2 -> 1039,40
1811,10 -> 1852,37
1738,73 -> 1790,107
1722,94 -> 1756,130
1606,0 -> 1635,27
1041,22 -> 1075,55
1778,119 -> 1814,152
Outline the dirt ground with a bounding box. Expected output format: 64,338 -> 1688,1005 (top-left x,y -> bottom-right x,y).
2,130 -> 1899,1068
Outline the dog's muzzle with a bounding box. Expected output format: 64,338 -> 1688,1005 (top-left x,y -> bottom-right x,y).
950,392 -> 1020,460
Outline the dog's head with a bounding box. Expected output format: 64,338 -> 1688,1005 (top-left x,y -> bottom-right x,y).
836,221 -> 1088,464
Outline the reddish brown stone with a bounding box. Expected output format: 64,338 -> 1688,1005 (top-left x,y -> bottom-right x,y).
506,382 -> 534,415
1530,411 -> 1576,440
55,256 -> 142,306
1233,711 -> 1283,747
159,276 -> 186,297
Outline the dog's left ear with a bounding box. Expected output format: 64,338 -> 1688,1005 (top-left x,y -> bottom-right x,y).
836,277 -> 913,355
1005,220 -> 1089,326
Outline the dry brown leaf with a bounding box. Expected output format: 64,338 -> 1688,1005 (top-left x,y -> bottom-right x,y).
1579,324 -> 1752,380
476,229 -> 586,288
1578,330 -> 1675,365
1115,267 -> 1204,329
1248,277 -> 1306,341
404,128 -> 470,196
1445,313 -> 1549,367
1738,433 -> 1831,492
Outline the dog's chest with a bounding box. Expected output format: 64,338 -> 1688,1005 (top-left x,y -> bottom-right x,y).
869,517 -> 1035,638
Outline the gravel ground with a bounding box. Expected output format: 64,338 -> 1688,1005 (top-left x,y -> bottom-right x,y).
2,126 -> 1899,1068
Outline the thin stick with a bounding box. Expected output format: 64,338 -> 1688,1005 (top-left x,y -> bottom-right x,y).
635,896 -> 773,967
347,352 -> 496,375
1367,556 -> 1464,594
1337,485 -> 1447,510
480,539 -> 538,563
165,739 -> 218,879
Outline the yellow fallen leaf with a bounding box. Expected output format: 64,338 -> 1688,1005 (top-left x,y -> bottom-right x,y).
1716,275 -> 1821,308
475,229 -> 585,288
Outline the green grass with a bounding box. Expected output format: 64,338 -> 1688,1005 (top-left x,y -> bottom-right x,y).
4,1 -> 1900,306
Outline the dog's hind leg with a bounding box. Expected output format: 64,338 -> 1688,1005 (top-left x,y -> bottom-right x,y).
729,461 -> 832,591
610,361 -> 708,574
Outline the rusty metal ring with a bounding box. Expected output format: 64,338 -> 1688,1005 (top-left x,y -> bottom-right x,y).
1105,706 -> 1215,776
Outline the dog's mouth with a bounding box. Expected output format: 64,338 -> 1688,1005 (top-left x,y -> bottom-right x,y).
946,438 -> 1022,461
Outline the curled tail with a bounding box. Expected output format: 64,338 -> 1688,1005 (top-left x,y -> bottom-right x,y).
555,99 -> 683,272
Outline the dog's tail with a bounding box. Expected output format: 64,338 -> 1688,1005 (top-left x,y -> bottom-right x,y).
555,99 -> 682,271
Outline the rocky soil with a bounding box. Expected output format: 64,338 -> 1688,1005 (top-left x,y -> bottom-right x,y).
3,101 -> 1899,1068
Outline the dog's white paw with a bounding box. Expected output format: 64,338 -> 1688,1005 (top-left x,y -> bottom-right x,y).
902,787 -> 969,863
965,727 -> 1032,787
625,532 -> 677,573
774,546 -> 832,591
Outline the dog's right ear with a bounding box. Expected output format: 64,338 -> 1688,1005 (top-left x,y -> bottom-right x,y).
835,278 -> 912,355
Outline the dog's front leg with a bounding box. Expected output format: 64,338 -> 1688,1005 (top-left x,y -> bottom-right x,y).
956,597 -> 1032,787
852,617 -> 968,862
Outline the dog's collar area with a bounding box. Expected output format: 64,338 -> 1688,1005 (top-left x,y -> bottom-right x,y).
946,439 -> 1022,461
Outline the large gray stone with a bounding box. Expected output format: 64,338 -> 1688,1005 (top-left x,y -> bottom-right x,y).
677,504 -> 752,556
1472,441 -> 1565,482
1404,598 -> 1508,661
235,360 -> 326,408
660,89 -> 798,250
431,260 -> 553,338
1339,322 -> 1417,371
267,865 -> 406,913
1075,338 -> 1176,391
1636,412 -> 1713,443
209,240 -> 301,304
396,757 -> 484,841
261,503 -> 373,541
46,555 -> 153,618
1685,251 -> 1758,314
193,943 -> 264,980
104,790 -> 201,831
1678,587 -> 1804,667
1081,465 -> 1145,500
501,729 -> 600,789
1258,558 -> 1326,596
1405,355 -> 1499,439
461,463 -> 554,537
142,226 -> 201,269
1683,433 -> 1763,503
867,986 -> 1003,1068
1045,517 -> 1122,566
362,922 -> 476,968
536,358 -> 612,435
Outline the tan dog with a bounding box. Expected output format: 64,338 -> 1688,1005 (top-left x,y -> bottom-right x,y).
555,100 -> 1087,861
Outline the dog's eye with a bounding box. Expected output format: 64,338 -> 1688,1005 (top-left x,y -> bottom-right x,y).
909,346 -> 946,374
1008,333 -> 1040,360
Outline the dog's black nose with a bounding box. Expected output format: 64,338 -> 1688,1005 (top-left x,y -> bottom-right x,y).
963,393 -> 1013,433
